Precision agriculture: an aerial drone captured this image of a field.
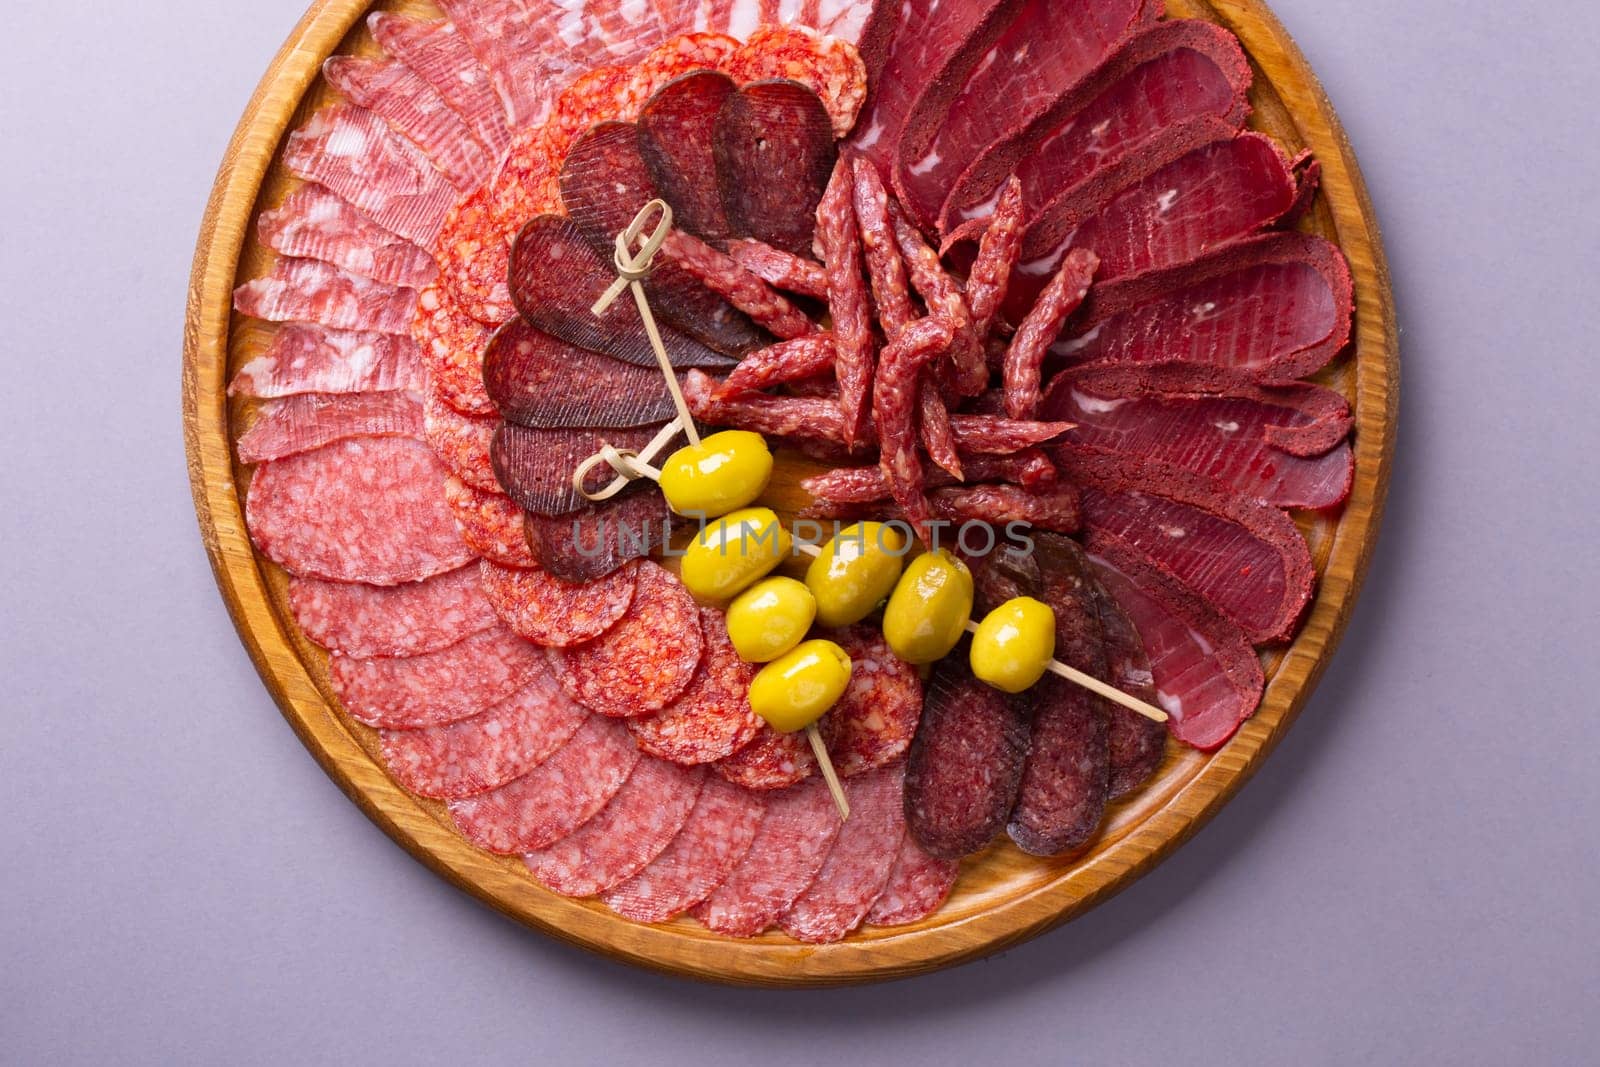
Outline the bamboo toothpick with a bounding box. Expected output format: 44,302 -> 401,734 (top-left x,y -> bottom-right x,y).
806,725 -> 850,821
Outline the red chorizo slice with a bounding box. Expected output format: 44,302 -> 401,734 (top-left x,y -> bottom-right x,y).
422,390 -> 499,492
716,80 -> 837,256
329,625 -> 548,729
726,25 -> 868,138
236,391 -> 424,465
442,475 -> 537,568
638,70 -> 739,244
629,607 -> 761,764
865,835 -> 960,926
820,627 -> 922,777
448,714 -> 640,854
479,560 -> 638,648
289,563 -> 497,659
379,667 -> 590,799
524,759 -> 706,896
434,183 -> 516,326
482,319 -> 679,429
413,283 -> 496,417
713,722 -> 815,790
547,562 -> 704,717
779,761 -> 905,943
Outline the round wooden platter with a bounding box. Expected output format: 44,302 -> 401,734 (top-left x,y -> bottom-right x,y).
183,0 -> 1398,986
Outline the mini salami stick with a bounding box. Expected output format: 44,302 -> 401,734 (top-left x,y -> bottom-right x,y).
779,762 -> 905,943
479,560 -> 638,648
929,482 -> 1083,534
727,238 -> 829,300
638,70 -> 739,244
716,80 -> 838,256
289,563 -> 498,659
817,157 -> 875,447
442,475 -> 538,569
713,334 -> 837,399
482,320 -> 680,429
965,177 -> 1026,340
629,607 -> 762,764
918,377 -> 963,479
329,625 -> 548,730
889,201 -> 987,398
865,835 -> 961,927
873,317 -> 955,543
414,283 -> 496,417
1003,249 -> 1098,419
547,561 -> 704,717
660,231 -> 818,339
801,450 -> 1056,505
851,155 -> 916,336
715,723 -> 816,790
819,627 -> 923,777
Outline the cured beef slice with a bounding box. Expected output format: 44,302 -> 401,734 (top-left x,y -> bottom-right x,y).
628,607 -> 762,765
819,627 -> 923,777
602,773 -> 766,923
695,776 -> 844,936
479,560 -> 638,649
943,20 -> 1251,235
329,625 -> 548,730
283,104 -> 455,248
894,0 -> 1150,231
366,13 -> 512,160
525,759 -> 706,897
228,325 -> 424,399
233,258 -> 417,335
715,80 -> 837,256
865,835 -> 960,926
235,391 -> 423,465
1089,566 -> 1167,799
1042,365 -> 1353,509
779,762 -> 906,943
560,121 -> 766,355
322,54 -> 492,192
483,320 -> 680,429
413,284 -> 496,417
378,668 -> 590,800
903,654 -> 1031,859
447,714 -> 642,854
245,437 -> 473,585
508,215 -> 734,370
443,475 -> 538,569
490,423 -> 663,517
522,489 -> 675,581
288,563 -> 497,659
1053,232 -> 1354,383
257,184 -> 437,289
638,70 -> 739,244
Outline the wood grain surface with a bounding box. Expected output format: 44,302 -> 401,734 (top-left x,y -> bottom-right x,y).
183,0 -> 1398,985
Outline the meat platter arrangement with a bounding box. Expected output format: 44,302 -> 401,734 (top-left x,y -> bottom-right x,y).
192,0 -> 1392,978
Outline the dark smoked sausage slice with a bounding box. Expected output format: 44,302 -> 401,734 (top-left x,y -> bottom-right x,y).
638,70 -> 738,243
489,423 -> 663,518
522,488 -> 675,582
483,319 -> 680,429
715,80 -> 837,256
1087,562 -> 1167,800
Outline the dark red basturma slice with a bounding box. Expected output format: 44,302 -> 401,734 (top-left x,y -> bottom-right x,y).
715,80 -> 837,256
942,19 -> 1251,235
329,625 -> 548,730
603,774 -> 766,923
780,762 -> 907,943
714,722 -> 816,789
490,423 -> 663,518
246,437 -> 473,585
228,325 -> 424,399
1086,532 -> 1265,750
479,560 -> 637,648
560,122 -> 765,356
233,257 -> 418,335
442,475 -> 538,569
525,759 -> 706,896
288,563 -> 497,659
1087,563 -> 1167,800
522,489 -> 674,582
819,627 -> 923,777
1041,365 -> 1353,510
547,562 -> 704,717
1054,232 -> 1354,383
893,0 -> 1150,230
422,390 -> 499,493
865,835 -> 961,926
903,653 -> 1031,859
256,184 -> 438,289
236,391 -> 424,464
508,215 -> 733,370
629,608 -> 761,764
695,777 -> 845,936
448,714 -> 641,854
483,320 -> 680,429
379,668 -> 590,799
638,70 -> 738,243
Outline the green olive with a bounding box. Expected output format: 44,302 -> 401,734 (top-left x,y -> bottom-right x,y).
748,639 -> 853,733
726,576 -> 817,663
804,521 -> 908,628
657,430 -> 773,517
680,507 -> 791,601
882,550 -> 974,664
969,596 -> 1056,693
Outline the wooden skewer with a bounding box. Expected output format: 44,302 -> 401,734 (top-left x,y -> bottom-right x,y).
805,725 -> 850,821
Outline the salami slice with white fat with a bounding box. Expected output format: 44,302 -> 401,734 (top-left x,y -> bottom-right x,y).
447,714 -> 640,854
694,776 -> 843,936
442,475 -> 538,569
479,560 -> 637,648
379,667 -> 590,799
236,391 -> 423,464
602,774 -> 766,923
779,761 -> 906,943
288,563 -> 497,658
227,325 -> 424,399
233,257 -> 418,335
547,562 -> 703,717
524,759 -> 706,896
628,607 -> 761,764
819,626 -> 923,777
245,437 -> 473,585
865,836 -> 960,926
329,624 -> 546,729
256,184 -> 438,289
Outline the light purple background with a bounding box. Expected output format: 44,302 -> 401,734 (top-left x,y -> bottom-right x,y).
4,3 -> 1597,1063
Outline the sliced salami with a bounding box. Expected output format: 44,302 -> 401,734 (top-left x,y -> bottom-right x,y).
482,319 -> 679,429
235,391 -> 423,465
245,437 -> 473,585
715,80 -> 837,256
422,390 -> 499,492
628,607 -> 761,764
489,423 -> 663,518
726,25 -> 868,138
228,325 -> 425,399
820,627 -> 922,777
233,257 -> 417,335
695,777 -> 844,937
865,835 -> 961,926
522,489 -> 674,581
378,668 -> 590,799
602,774 -> 765,923
288,563 -> 497,659
442,475 -> 538,569
524,759 -> 706,897
547,562 -> 704,717
638,70 -> 738,243
366,13 -> 512,160
413,284 -> 496,417
714,722 -> 815,790
330,624 -> 547,729
322,54 -> 492,192
447,714 -> 641,854
257,184 -> 438,289
779,761 -> 905,943
479,560 -> 638,648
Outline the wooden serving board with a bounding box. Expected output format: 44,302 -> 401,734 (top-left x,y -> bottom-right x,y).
183,0 -> 1398,985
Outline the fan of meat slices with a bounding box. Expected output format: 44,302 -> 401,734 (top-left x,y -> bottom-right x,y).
231,0 -> 1354,945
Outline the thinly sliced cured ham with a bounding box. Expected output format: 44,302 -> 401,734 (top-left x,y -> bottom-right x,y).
233,258 -> 418,335
433,0 -> 608,127
235,391 -> 423,464
288,563 -> 497,659
227,325 -> 424,398
283,105 -> 456,248
323,54 -> 493,192
366,13 -> 512,159
257,185 -> 437,289
329,624 -> 549,730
